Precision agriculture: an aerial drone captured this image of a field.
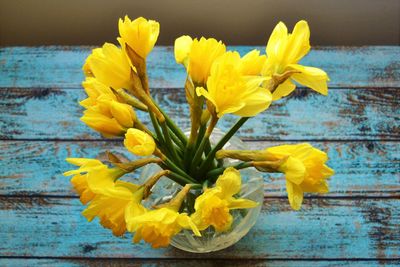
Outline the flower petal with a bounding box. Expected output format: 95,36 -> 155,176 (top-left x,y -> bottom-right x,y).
240,49 -> 266,75
174,35 -> 193,66
289,64 -> 329,95
280,156 -> 306,185
233,87 -> 272,117
216,167 -> 242,197
285,20 -> 311,63
272,79 -> 296,101
266,22 -> 288,59
228,198 -> 259,209
286,180 -> 303,210
177,215 -> 201,236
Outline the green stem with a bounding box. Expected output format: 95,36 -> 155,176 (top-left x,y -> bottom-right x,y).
190,116 -> 218,177
162,158 -> 194,182
217,159 -> 224,167
167,172 -> 199,186
176,147 -> 184,158
169,128 -> 185,149
115,88 -> 148,111
160,121 -> 182,165
153,100 -> 188,145
198,117 -> 249,177
186,123 -> 204,170
206,161 -> 253,181
204,138 -> 212,154
204,138 -> 216,169
194,123 -> 206,150
149,111 -> 164,145
183,143 -> 193,171
189,135 -> 208,176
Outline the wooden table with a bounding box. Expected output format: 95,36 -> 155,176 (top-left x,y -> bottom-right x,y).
0,46 -> 399,266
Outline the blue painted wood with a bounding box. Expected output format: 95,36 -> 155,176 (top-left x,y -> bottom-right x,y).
1,259 -> 399,267
0,197 -> 398,259
0,46 -> 399,89
0,88 -> 399,140
0,46 -> 399,263
0,141 -> 398,197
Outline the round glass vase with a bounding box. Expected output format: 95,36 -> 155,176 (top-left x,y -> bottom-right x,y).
139,128 -> 264,253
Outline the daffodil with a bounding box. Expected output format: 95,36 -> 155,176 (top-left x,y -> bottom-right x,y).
127,207 -> 200,248
261,144 -> 334,210
191,167 -> 258,232
81,94 -> 137,137
80,77 -> 117,108
126,185 -> 200,248
175,36 -> 226,85
216,144 -> 334,210
83,182 -> 144,236
79,77 -> 138,137
118,16 -> 160,59
84,43 -> 132,90
174,35 -> 193,67
196,51 -> 272,118
124,128 -> 156,156
64,158 -> 126,197
64,157 -> 146,236
262,20 -> 329,100
240,49 -> 266,75
63,158 -> 103,204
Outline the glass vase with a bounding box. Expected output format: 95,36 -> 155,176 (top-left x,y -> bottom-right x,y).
138,128 -> 264,253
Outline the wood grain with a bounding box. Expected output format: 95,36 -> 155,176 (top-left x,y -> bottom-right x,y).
0,46 -> 399,89
1,87 -> 399,141
0,141 -> 398,197
0,46 -> 399,263
1,258 -> 399,267
0,197 -> 398,259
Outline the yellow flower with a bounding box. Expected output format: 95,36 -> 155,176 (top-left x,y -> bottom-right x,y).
127,207 -> 200,248
82,48 -> 104,77
240,49 -> 266,75
63,158 -> 103,204
124,128 -> 156,156
175,36 -> 226,85
80,77 -> 116,108
196,51 -> 272,118
262,20 -> 329,100
191,167 -> 258,232
84,43 -> 132,90
174,35 -> 193,67
126,185 -> 200,248
264,143 -> 334,210
64,157 -> 145,236
64,157 -> 126,196
81,94 -> 137,137
79,76 -> 137,137
118,16 -> 160,59
83,182 -> 144,236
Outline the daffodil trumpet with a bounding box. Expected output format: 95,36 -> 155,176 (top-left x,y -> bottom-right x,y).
66,16 -> 334,249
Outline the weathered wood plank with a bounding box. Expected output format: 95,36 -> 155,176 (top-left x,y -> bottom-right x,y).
0,141 -> 398,197
0,46 -> 399,89
0,88 -> 399,140
0,198 -> 398,259
1,258 -> 399,267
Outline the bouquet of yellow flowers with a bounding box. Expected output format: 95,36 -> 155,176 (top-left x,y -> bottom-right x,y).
64,16 -> 334,251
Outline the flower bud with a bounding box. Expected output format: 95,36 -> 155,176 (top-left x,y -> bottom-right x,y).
124,129 -> 156,156
174,35 -> 193,67
81,96 -> 136,137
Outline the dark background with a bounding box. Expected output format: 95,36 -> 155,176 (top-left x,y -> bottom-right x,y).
0,0 -> 399,46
